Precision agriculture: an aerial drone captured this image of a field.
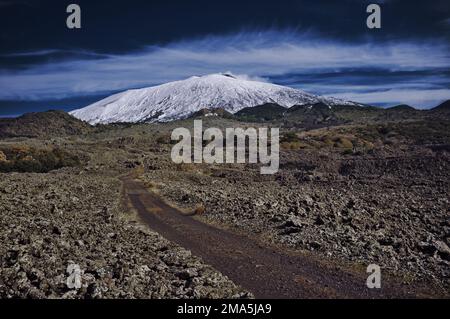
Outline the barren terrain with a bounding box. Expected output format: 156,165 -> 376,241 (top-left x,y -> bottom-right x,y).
0,107 -> 449,298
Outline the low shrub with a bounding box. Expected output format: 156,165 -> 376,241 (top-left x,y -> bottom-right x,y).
0,145 -> 81,173
281,131 -> 299,143
335,137 -> 353,149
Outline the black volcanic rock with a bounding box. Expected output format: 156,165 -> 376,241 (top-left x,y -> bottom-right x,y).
0,110 -> 93,138
285,102 -> 338,126
235,103 -> 286,121
235,102 -> 425,127
237,102 -> 341,125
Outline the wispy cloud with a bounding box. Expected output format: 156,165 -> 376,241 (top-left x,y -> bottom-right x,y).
0,30 -> 449,108
0,49 -> 112,58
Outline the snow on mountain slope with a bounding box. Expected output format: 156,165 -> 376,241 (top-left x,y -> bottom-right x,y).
70,73 -> 359,124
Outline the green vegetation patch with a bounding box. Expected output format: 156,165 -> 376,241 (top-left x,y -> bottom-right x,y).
0,145 -> 81,173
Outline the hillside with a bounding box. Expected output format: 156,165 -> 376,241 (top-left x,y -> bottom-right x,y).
0,110 -> 93,138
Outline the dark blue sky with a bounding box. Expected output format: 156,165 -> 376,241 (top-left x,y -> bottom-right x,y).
0,0 -> 449,116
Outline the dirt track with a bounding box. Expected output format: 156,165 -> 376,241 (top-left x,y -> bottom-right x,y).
121,176 -> 437,299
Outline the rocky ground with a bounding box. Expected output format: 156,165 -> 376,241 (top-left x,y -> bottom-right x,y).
0,113 -> 449,298
141,119 -> 450,295
0,167 -> 250,298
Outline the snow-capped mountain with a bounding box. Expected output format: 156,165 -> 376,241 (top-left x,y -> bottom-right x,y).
70,73 -> 359,124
